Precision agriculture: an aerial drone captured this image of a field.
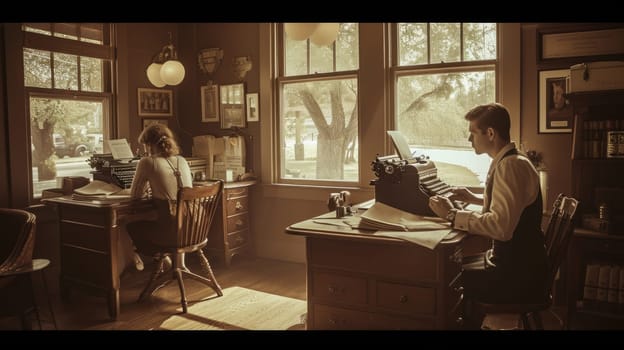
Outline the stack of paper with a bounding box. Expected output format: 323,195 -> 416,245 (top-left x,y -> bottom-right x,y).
359,202 -> 450,231
72,180 -> 130,201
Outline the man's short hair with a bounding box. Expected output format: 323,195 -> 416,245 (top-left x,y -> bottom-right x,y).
464,103 -> 511,142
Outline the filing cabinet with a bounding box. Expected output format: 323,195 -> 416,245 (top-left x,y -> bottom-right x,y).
205,180 -> 256,266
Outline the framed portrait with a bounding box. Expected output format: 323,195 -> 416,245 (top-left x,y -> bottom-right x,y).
539,69 -> 573,134
220,83 -> 247,129
142,118 -> 168,129
201,84 -> 219,122
138,88 -> 173,117
246,93 -> 259,122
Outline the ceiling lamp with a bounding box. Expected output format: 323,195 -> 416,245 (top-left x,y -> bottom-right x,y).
310,23 -> 340,46
284,23 -> 319,41
146,32 -> 185,87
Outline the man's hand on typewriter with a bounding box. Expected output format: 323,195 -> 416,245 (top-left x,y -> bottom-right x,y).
448,187 -> 483,206
428,195 -> 454,220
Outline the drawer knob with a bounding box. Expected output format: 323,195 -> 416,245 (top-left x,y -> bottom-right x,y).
236,219 -> 244,227
235,201 -> 243,210
328,286 -> 336,294
236,236 -> 244,243
399,295 -> 408,303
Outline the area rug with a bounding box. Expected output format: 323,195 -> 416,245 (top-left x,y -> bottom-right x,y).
158,286 -> 307,330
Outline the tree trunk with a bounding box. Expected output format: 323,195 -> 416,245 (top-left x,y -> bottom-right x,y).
31,121 -> 57,181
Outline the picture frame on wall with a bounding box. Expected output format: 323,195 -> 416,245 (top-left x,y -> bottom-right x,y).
201,84 -> 219,122
138,88 -> 173,117
246,93 -> 259,122
539,69 -> 573,134
220,83 -> 246,129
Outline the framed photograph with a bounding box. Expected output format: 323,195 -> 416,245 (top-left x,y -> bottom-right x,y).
539,69 -> 573,134
246,93 -> 259,122
142,118 -> 168,129
201,84 -> 219,122
540,27 -> 624,61
220,83 -> 246,129
138,88 -> 173,117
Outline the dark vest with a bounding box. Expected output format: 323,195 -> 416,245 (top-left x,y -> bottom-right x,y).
485,148 -> 547,272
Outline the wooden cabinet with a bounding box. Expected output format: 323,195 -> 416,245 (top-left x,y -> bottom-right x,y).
567,89 -> 624,329
205,181 -> 256,267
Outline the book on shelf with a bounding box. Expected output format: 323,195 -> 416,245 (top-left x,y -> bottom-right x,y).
358,202 -> 450,232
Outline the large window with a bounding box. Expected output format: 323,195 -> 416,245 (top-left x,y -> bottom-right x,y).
23,23 -> 113,198
278,23 -> 359,184
395,23 -> 497,187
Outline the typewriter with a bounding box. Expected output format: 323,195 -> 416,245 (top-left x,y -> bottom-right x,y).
90,154 -> 208,189
370,131 -> 466,216
90,154 -> 138,189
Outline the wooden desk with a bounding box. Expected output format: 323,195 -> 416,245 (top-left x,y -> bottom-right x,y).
43,196 -> 155,320
286,212 -> 487,330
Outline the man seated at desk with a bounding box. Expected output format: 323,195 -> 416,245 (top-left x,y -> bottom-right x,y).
428,103 -> 547,330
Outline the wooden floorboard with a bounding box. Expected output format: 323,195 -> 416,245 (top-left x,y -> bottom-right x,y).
1,255 -> 307,330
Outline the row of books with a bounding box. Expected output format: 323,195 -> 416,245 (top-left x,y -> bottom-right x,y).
579,120 -> 624,159
583,263 -> 624,307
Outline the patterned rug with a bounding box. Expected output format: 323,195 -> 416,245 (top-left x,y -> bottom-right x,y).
158,286 -> 307,330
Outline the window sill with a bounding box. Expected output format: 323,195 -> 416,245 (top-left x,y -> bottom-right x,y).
258,182 -> 374,202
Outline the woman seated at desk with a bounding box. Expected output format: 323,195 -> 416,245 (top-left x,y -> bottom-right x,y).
118,124 -> 193,273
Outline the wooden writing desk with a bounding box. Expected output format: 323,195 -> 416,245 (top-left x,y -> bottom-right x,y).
44,196 -> 155,320
286,206 -> 488,330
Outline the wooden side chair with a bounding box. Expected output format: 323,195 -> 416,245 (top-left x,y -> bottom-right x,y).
138,180 -> 224,313
474,193 -> 579,330
0,208 -> 57,330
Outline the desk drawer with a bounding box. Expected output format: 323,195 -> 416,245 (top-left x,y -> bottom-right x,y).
226,212 -> 248,233
60,205 -> 112,227
226,229 -> 249,249
61,245 -> 110,287
375,281 -> 435,315
313,304 -> 433,330
225,187 -> 248,200
311,271 -> 367,305
308,238 -> 437,281
226,196 -> 248,215
61,222 -> 109,252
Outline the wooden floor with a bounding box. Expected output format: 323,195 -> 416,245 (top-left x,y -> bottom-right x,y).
1,254 -> 605,331
1,255 -> 307,330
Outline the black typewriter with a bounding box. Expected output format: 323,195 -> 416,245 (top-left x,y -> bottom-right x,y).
370,154 -> 467,216
89,154 -> 137,189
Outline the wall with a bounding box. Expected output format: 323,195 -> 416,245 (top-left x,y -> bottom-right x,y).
0,24 -> 9,207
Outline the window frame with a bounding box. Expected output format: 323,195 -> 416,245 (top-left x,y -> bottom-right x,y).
275,23 -> 361,187
258,23 -> 520,201
22,23 -> 114,202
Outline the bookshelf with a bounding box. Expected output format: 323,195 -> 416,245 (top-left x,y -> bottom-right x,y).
566,90 -> 624,329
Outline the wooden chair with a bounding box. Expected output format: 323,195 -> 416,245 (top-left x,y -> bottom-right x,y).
138,181 -> 224,313
473,193 -> 579,330
0,208 -> 57,330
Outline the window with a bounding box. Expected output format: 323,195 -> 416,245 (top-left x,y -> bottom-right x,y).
278,23 -> 359,184
23,23 -> 113,198
395,23 -> 497,186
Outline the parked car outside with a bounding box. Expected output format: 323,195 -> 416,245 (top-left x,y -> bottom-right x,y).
54,133 -> 100,158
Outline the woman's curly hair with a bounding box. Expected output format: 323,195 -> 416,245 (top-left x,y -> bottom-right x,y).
138,123 -> 180,157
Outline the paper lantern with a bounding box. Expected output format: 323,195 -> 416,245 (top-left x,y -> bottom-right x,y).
284,23 -> 319,41
310,23 -> 340,46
